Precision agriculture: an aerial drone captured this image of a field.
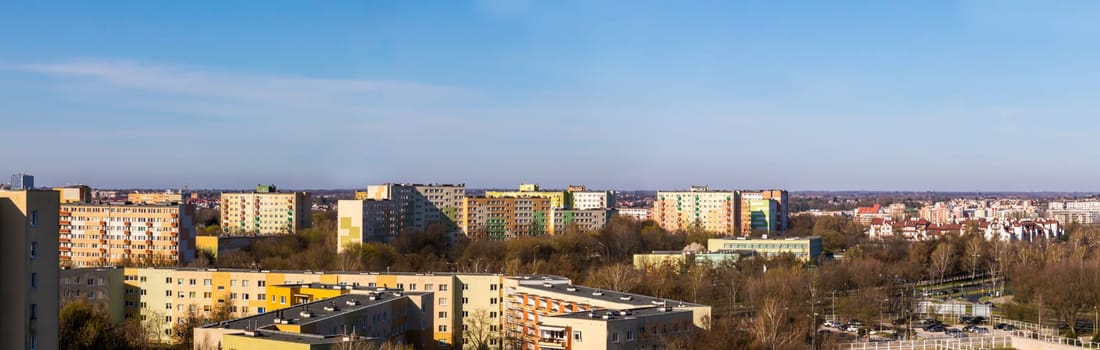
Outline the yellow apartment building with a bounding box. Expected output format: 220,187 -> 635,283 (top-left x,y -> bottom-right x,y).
1,190 -> 61,350
220,185 -> 311,235
60,202 -> 196,267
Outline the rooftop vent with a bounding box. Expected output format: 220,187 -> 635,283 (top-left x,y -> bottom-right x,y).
346,299 -> 360,306
619,310 -> 632,316
592,291 -> 604,296
543,283 -> 553,288
300,311 -> 313,318
619,296 -> 633,301
566,286 -> 578,292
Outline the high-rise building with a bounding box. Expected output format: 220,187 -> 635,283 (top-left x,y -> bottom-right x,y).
739,190 -> 789,233
60,202 -> 197,267
550,208 -> 609,234
53,185 -> 92,203
0,189 -> 60,350
571,190 -> 617,210
336,199 -> 399,251
486,184 -> 572,209
220,185 -> 311,235
653,186 -> 740,235
744,199 -> 778,233
10,173 -> 33,190
462,197 -> 553,239
361,183 -> 465,233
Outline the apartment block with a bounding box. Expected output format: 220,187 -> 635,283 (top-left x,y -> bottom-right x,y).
337,199 -> 399,251
362,183 -> 465,232
128,190 -> 185,204
653,186 -> 740,235
739,190 -> 788,232
571,190 -> 617,210
54,184 -> 92,203
220,185 -> 311,235
195,285 -> 434,350
707,236 -> 822,263
503,276 -> 710,350
550,208 -> 609,234
60,267 -> 126,323
486,184 -> 572,209
10,173 -> 34,190
463,197 -> 553,239
0,189 -> 60,350
615,208 -> 650,221
60,202 -> 196,267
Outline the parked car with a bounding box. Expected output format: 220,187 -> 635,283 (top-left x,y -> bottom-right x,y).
924,324 -> 946,332
973,327 -> 990,334
845,325 -> 861,333
823,320 -> 840,328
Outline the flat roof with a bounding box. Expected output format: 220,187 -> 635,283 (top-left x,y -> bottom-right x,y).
208,292 -> 422,331
223,330 -> 371,345
511,278 -> 703,308
133,267 -> 503,277
549,306 -> 694,321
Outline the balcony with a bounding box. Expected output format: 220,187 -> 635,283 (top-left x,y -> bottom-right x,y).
98,229 -> 106,234
60,246 -> 71,252
145,249 -> 153,255
99,239 -> 108,244
170,250 -> 178,255
59,210 -> 71,216
59,237 -> 70,243
169,232 -> 178,237
171,213 -> 179,218
59,220 -> 71,226
171,222 -> 178,228
124,249 -> 132,254
145,240 -> 153,245
123,239 -> 131,245
124,221 -> 131,226
99,221 -> 107,226
60,228 -> 71,234
99,248 -> 107,253
60,255 -> 71,260
124,230 -> 132,235
145,222 -> 154,227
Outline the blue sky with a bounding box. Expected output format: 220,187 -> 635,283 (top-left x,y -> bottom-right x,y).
3,1 -> 1100,191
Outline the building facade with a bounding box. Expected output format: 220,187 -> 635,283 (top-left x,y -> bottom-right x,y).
220,185 -> 311,235
336,199 -> 399,251
462,197 -> 553,239
10,173 -> 34,190
707,236 -> 823,263
550,208 -> 609,235
60,202 -> 197,267
60,267 -> 126,323
615,208 -> 650,221
128,191 -> 185,204
361,183 -> 465,233
653,186 -> 740,235
486,184 -> 572,209
0,189 -> 60,350
54,185 -> 92,203
571,191 -> 617,210
740,190 -> 788,233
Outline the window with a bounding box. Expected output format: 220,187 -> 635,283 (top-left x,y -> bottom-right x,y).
30,334 -> 37,350
30,304 -> 37,320
165,316 -> 172,322
280,296 -> 286,304
189,292 -> 196,299
166,277 -> 173,284
573,331 -> 582,341
203,292 -> 211,299
425,284 -> 433,291
30,273 -> 37,288
165,303 -> 171,310
490,298 -> 498,305
612,332 -> 620,343
409,283 -> 416,291
189,279 -> 196,285
439,284 -> 448,291
204,279 -> 212,286
490,284 -> 498,291
230,293 -> 237,300
627,331 -> 635,341
462,283 -> 469,290
463,311 -> 469,317
165,291 -> 172,297
462,297 -> 469,304
258,293 -> 266,301
257,307 -> 266,313
438,325 -> 448,332
30,210 -> 38,226
257,280 -> 266,287
439,312 -> 448,319
230,280 -> 237,287
30,241 -> 37,259
439,298 -> 448,305
490,311 -> 497,318
242,280 -> 249,287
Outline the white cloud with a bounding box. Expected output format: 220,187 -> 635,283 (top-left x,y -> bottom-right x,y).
11,59 -> 470,121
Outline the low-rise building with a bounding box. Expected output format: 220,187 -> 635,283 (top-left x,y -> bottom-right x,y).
54,185 -> 93,203
707,236 -> 822,263
128,190 -> 185,204
615,208 -> 650,221
194,288 -> 434,350
632,250 -> 753,271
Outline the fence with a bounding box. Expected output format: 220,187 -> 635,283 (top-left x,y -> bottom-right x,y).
841,336 -> 1011,350
993,316 -> 1100,349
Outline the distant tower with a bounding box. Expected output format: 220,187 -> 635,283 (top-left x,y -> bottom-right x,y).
10,173 -> 34,190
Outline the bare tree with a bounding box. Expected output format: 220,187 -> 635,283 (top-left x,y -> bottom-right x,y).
929,242 -> 954,285
586,263 -> 642,293
462,309 -> 497,350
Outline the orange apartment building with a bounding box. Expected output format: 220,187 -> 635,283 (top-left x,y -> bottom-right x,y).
59,202 -> 196,267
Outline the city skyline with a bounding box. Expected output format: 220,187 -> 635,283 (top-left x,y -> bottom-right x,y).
5,1 -> 1100,191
